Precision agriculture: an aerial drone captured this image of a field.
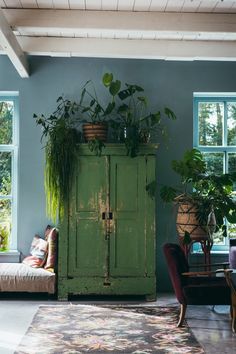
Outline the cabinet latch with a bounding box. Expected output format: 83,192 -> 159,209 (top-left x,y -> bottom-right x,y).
102,211 -> 113,220
103,281 -> 111,286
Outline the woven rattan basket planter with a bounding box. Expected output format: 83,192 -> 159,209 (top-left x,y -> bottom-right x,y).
176,202 -> 209,242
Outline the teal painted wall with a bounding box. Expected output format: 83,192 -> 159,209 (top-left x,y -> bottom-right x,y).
0,55 -> 235,291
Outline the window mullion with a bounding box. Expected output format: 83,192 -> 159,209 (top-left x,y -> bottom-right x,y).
224,101 -> 228,174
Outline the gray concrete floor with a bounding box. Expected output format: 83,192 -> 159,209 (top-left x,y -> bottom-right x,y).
0,293 -> 235,353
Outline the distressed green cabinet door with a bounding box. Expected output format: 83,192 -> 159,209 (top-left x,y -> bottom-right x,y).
109,156 -> 147,277
68,156 -> 108,277
58,145 -> 156,300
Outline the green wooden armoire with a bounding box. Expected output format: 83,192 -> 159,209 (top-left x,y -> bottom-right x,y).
58,144 -> 156,300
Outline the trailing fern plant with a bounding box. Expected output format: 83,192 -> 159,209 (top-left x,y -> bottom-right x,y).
34,97 -> 81,222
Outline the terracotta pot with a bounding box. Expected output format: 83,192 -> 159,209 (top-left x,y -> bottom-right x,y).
83,123 -> 108,142
176,202 -> 210,242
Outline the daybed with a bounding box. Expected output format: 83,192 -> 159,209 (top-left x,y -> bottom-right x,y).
0,226 -> 57,295
0,263 -> 55,294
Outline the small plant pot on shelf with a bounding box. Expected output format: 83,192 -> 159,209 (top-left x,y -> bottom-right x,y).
83,123 -> 108,142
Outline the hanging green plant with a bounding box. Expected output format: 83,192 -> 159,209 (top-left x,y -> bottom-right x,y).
34,97 -> 81,222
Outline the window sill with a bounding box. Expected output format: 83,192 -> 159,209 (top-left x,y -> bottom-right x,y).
192,250 -> 229,255
0,250 -> 20,263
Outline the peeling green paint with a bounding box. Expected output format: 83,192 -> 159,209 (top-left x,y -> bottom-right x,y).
58,145 -> 156,300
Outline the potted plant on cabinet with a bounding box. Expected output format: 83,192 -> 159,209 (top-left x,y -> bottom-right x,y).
160,148 -> 236,245
33,96 -> 81,222
109,80 -> 176,157
78,73 -> 121,155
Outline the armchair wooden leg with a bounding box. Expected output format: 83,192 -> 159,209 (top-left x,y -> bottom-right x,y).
231,305 -> 236,333
177,304 -> 187,327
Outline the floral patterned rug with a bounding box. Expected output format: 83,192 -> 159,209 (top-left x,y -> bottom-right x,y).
15,305 -> 204,353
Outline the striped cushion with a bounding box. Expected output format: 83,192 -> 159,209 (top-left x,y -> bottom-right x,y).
44,227 -> 58,271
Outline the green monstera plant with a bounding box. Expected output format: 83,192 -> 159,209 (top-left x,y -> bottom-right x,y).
107,78 -> 176,157
78,73 -> 121,155
160,148 -> 236,243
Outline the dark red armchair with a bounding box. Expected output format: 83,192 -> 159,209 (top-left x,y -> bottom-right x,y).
163,243 -> 231,327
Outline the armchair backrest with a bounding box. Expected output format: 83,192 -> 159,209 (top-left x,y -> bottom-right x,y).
163,243 -> 189,304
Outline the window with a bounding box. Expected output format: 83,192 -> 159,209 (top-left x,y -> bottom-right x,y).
194,93 -> 236,252
0,94 -> 18,251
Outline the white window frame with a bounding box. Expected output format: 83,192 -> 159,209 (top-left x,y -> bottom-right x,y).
0,93 -> 18,250
193,92 -> 236,252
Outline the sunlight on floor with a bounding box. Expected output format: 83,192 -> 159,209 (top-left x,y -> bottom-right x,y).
0,329 -> 22,351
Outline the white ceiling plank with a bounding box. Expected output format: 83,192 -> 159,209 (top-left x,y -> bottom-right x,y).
85,0 -> 101,10
115,29 -> 132,38
182,0 -> 201,13
214,1 -> 235,13
5,9 -> 236,34
99,30 -> 115,38
4,0 -> 22,7
197,0 -> 218,13
165,0 -> 185,12
149,0 -> 168,11
0,7 -> 29,77
52,0 -> 69,9
155,32 -> 183,40
69,0 -> 85,9
141,32 -> 155,39
17,35 -> 236,62
133,0 -> 152,11
101,0 -> 117,11
37,0 -> 54,8
20,0 -> 37,8
117,0 -> 134,11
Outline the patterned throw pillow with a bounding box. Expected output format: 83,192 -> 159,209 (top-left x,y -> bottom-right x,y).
44,227 -> 58,272
23,235 -> 48,268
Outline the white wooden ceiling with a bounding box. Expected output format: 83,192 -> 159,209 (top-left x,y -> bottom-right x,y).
1,1 -> 236,77
1,1 -> 236,12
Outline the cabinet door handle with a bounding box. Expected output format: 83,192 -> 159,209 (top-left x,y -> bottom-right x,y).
102,212 -> 113,220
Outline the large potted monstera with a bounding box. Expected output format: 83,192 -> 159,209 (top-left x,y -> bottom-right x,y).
160,148 -> 236,245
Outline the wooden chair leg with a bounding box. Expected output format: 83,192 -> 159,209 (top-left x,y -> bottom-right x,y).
177,304 -> 187,327
231,305 -> 236,333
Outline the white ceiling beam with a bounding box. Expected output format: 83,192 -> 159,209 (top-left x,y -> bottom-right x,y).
17,36 -> 236,61
3,8 -> 236,35
0,8 -> 29,78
